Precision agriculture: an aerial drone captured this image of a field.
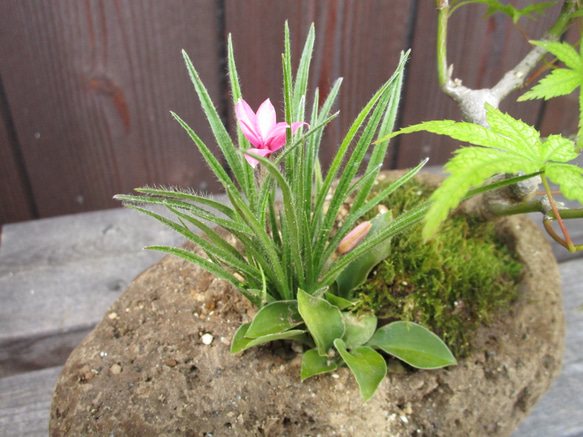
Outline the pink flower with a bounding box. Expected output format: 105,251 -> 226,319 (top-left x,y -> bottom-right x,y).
236,98 -> 307,167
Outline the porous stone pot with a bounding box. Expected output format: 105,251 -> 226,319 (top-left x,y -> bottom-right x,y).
50,172 -> 564,436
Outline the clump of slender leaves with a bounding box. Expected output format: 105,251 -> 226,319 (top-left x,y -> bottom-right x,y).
116,23 -> 456,402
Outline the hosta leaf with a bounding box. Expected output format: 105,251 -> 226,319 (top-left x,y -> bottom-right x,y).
545,163 -> 583,204
334,339 -> 387,402
342,312 -> 378,350
301,348 -> 338,381
245,300 -> 302,338
367,321 -> 457,369
298,289 -> 344,356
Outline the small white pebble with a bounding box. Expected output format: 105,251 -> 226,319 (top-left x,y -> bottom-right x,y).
331,373 -> 340,379
400,415 -> 409,424
201,333 -> 214,345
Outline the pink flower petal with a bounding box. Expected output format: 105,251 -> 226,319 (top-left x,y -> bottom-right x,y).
255,99 -> 277,140
244,148 -> 272,168
236,99 -> 263,147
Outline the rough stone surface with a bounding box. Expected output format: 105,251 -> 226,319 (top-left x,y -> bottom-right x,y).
50,200 -> 564,436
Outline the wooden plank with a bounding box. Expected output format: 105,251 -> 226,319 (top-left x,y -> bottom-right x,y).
0,366 -> 62,437
397,1 -> 563,168
0,207 -> 185,377
0,1 -> 223,220
224,0 -> 415,167
0,85 -> 35,227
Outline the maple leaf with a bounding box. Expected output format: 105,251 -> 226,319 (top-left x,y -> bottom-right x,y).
519,40 -> 583,150
388,104 -> 581,240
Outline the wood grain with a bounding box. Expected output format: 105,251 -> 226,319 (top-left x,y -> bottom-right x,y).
0,81 -> 35,225
0,0 -> 223,220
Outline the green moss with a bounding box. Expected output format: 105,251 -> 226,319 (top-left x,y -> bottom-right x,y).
355,177 -> 522,358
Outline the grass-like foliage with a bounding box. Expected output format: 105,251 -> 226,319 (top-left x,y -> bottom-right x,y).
385,103 -> 582,240
116,23 -> 457,402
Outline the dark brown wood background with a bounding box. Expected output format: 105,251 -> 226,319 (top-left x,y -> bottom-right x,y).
0,1 -> 578,228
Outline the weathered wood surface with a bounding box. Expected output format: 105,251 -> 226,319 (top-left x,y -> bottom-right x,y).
0,1 -> 578,227
0,205 -> 582,436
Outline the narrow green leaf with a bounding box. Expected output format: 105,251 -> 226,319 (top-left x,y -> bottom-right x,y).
334,339 -> 387,403
301,349 -> 338,381
135,187 -> 237,220
297,289 -> 344,356
367,321 -> 457,369
245,300 -> 302,338
181,50 -> 249,196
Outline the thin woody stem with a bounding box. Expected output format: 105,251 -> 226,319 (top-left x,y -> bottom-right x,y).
542,173 -> 576,252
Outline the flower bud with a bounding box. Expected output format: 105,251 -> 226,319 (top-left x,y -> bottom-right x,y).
337,221 -> 372,255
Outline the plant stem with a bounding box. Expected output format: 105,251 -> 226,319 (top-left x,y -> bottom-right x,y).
436,0 -> 582,126
542,172 -> 576,252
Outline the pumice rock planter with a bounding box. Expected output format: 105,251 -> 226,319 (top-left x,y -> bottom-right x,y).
50,176 -> 564,437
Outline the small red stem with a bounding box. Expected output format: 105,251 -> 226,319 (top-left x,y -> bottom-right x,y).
542,173 -> 576,252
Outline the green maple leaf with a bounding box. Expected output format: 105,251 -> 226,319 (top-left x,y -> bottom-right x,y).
518,40 -> 583,150
388,104 -> 580,240
453,0 -> 556,23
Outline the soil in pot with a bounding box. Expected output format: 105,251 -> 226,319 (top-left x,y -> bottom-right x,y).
50,172 -> 564,436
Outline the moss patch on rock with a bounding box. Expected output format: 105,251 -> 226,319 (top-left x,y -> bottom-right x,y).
356,177 -> 522,358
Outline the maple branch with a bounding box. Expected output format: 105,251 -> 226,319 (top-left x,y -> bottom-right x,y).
436,0 -> 581,127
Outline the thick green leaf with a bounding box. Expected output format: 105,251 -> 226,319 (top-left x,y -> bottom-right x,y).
297,289 -> 344,356
245,301 -> 302,338
244,330 -> 308,350
230,323 -> 308,353
231,323 -> 252,353
334,339 -> 387,403
342,313 -> 378,350
367,321 -> 457,369
324,292 -> 356,310
300,348 -> 338,381
334,211 -> 393,298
